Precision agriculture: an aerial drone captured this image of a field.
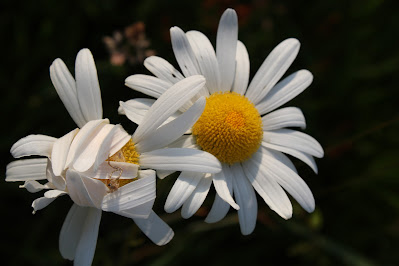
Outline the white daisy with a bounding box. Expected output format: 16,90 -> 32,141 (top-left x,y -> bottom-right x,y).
6,49 -> 221,265
122,8 -> 324,235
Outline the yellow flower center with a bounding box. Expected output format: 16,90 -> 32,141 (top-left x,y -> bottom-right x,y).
100,139 -> 140,189
192,92 -> 263,165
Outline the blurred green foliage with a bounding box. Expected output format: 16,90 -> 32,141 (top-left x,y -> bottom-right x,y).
1,0 -> 398,265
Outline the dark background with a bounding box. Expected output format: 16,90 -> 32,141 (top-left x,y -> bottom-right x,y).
1,0 -> 398,265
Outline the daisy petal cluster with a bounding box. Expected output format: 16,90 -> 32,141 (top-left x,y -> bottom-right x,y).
123,8 -> 324,234
6,49 -> 221,265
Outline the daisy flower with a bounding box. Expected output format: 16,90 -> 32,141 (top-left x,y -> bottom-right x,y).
6,49 -> 221,265
122,8 -> 324,235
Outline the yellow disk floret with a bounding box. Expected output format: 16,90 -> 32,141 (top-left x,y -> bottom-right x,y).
192,92 -> 263,164
100,139 -> 140,189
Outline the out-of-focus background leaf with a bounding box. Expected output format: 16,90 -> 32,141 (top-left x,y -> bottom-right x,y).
1,0 -> 398,265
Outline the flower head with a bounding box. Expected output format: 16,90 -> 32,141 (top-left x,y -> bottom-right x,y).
123,8 -> 324,235
6,49 -> 221,265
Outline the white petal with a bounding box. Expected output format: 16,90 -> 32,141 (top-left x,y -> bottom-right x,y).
31,196 -> 57,214
144,56 -> 184,84
266,148 -> 298,174
46,160 -> 66,190
204,193 -> 231,223
50,59 -> 86,128
125,74 -> 171,98
65,119 -> 109,168
256,70 -> 313,115
132,76 -> 205,143
246,38 -> 300,105
181,173 -> 212,218
140,148 -> 221,173
136,97 -> 205,153
75,48 -> 103,122
66,169 -> 107,208
6,158 -> 47,181
19,180 -> 53,193
231,163 -> 257,235
107,126 -> 131,159
212,164 -> 239,210
262,142 -> 318,173
44,189 -> 67,198
255,148 -> 315,213
51,129 -> 79,176
84,161 -> 138,180
74,207 -> 102,266
242,153 -> 292,219
263,129 -> 324,158
164,171 -> 204,213
156,170 -> 174,179
11,135 -> 56,158
102,170 -> 156,212
72,124 -> 115,172
186,30 -> 221,93
216,8 -> 238,92
133,210 -> 174,246
205,164 -> 234,223
119,99 -> 182,128
167,135 -> 198,149
170,26 -> 201,77
262,107 -> 306,130
232,41 -> 250,95
115,199 -> 155,219
59,204 -> 87,260
119,98 -> 156,125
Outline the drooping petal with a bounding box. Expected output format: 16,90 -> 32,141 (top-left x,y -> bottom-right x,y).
246,38 -> 300,105
164,171 -> 204,213
74,207 -> 102,266
133,210 -> 175,246
144,56 -> 184,84
136,97 -> 205,153
262,142 -> 318,173
116,200 -> 155,219
75,48 -> 103,122
205,165 -> 234,223
186,30 -> 221,94
51,129 -> 79,176
140,148 -> 221,173
65,119 -> 109,168
31,189 -> 67,214
263,129 -> 324,158
212,163 -> 239,210
181,173 -> 212,218
231,163 -> 258,235
102,170 -> 156,212
256,70 -> 313,115
66,169 -> 107,208
216,8 -> 238,92
125,74 -> 171,98
262,107 -> 306,130
254,148 -> 315,213
106,126 -> 132,160
6,158 -> 48,181
170,26 -> 201,77
11,135 -> 56,158
242,152 -> 293,219
49,58 -> 86,128
19,180 -> 53,193
59,204 -> 85,260
132,76 -> 205,143
232,41 -> 250,95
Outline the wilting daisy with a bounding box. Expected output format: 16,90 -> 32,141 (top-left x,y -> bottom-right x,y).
6,49 -> 220,265
122,8 -> 324,235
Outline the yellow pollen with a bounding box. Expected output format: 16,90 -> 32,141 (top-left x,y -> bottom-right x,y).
192,92 -> 263,165
98,139 -> 140,189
